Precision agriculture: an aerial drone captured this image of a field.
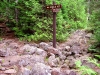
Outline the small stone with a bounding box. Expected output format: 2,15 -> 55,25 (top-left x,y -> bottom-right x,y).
66,52 -> 72,56
48,54 -> 56,67
70,45 -> 81,54
0,74 -> 8,75
67,56 -> 74,60
85,33 -> 92,38
60,68 -> 71,75
65,46 -> 70,51
9,43 -> 18,49
59,55 -> 66,60
1,61 -> 9,67
4,69 -> 16,74
51,70 -> 60,75
47,47 -> 59,55
0,58 -> 3,63
69,71 -> 76,75
0,49 -> 7,57
51,68 -> 60,75
69,60 -> 75,69
39,42 -> 49,50
61,63 -> 69,69
0,67 -> 6,71
74,54 -> 81,58
18,58 -> 30,67
21,68 -> 31,75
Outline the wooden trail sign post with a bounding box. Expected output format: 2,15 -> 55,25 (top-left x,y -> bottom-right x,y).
46,1 -> 61,48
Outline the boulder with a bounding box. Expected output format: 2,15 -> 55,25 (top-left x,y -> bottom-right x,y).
21,44 -> 37,55
85,33 -> 92,38
39,42 -> 50,50
35,48 -> 47,57
30,62 -> 51,75
70,45 -> 82,54
48,54 -> 60,67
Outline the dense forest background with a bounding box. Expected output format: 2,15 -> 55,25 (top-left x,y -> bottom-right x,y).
0,0 -> 100,44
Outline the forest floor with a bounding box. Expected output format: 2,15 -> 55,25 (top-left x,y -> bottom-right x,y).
0,29 -> 100,75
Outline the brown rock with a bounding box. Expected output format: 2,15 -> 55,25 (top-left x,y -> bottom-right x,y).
4,69 -> 16,74
51,70 -> 60,75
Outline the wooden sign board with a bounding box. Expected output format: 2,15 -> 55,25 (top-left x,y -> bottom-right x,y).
52,9 -> 60,12
46,5 -> 61,9
46,5 -> 61,12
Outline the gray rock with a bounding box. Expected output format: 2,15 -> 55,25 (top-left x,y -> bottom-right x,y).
48,54 -> 60,67
16,67 -> 31,75
47,47 -> 59,55
70,45 -> 81,54
69,60 -> 76,69
62,50 -> 72,56
51,70 -> 60,75
61,63 -> 69,69
4,69 -> 17,74
39,42 -> 49,50
35,48 -> 47,57
69,71 -> 76,75
85,33 -> 92,38
65,46 -> 70,51
0,74 -> 8,75
9,42 -> 18,49
48,42 -> 53,46
60,68 -> 71,75
73,30 -> 86,36
51,68 -> 60,75
6,48 -> 17,56
21,68 -> 31,75
1,61 -> 10,67
74,54 -> 81,58
30,62 -> 51,75
59,54 -> 66,60
30,43 -> 39,47
18,58 -> 30,67
22,44 -> 37,55
0,58 -> 3,63
0,67 -> 6,71
30,54 -> 45,63
67,56 -> 74,60
0,49 -> 7,57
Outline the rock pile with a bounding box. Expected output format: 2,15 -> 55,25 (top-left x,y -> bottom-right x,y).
0,29 -> 97,75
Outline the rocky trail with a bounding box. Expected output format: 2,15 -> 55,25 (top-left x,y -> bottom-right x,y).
0,30 -> 100,75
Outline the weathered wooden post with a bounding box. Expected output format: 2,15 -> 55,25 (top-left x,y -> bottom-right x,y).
46,1 -> 61,48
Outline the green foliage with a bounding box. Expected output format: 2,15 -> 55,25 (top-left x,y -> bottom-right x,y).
0,37 -> 2,41
88,0 -> 100,54
88,57 -> 100,68
0,0 -> 87,42
75,60 -> 97,75
95,55 -> 100,60
60,0 -> 87,29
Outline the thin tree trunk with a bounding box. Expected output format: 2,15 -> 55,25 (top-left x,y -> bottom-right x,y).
15,0 -> 19,25
87,0 -> 90,21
